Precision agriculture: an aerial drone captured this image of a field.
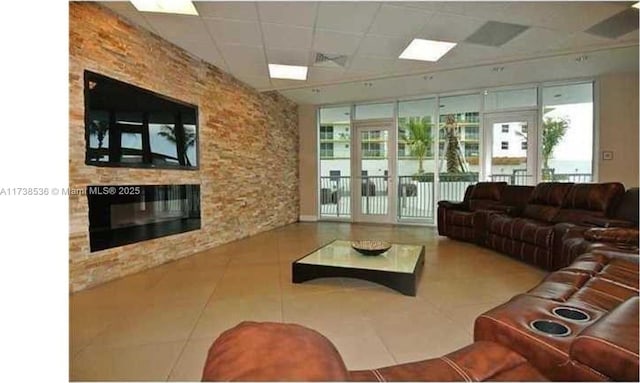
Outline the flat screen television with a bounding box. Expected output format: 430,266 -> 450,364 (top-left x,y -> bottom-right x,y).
84,70 -> 199,170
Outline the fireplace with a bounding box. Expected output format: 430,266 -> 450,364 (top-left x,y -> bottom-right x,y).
88,184 -> 200,252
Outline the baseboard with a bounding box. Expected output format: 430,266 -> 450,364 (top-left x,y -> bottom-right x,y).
299,215 -> 318,222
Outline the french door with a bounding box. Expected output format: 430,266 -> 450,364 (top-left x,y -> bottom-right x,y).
483,111 -> 538,185
352,120 -> 396,223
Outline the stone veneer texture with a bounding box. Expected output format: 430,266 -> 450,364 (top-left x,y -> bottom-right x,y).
69,3 -> 299,292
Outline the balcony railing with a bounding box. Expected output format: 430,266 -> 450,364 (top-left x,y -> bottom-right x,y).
489,172 -> 593,185
319,173 -> 479,221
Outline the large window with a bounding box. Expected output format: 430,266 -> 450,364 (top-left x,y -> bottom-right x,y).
317,81 -> 596,224
398,99 -> 436,221
319,106 -> 351,217
541,83 -> 593,183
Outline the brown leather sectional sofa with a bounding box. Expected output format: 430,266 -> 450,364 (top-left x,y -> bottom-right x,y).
201,248 -> 639,381
438,182 -> 638,270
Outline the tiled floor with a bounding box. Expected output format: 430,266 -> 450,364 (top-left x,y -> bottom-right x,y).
69,222 -> 547,381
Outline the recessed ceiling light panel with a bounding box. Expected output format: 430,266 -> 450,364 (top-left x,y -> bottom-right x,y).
633,2 -> 639,9
268,64 -> 308,80
399,39 -> 457,62
131,0 -> 199,15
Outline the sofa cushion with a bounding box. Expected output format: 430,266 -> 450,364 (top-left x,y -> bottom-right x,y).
552,183 -> 625,224
470,182 -> 506,201
529,182 -> 574,206
522,183 -> 573,222
488,216 -> 554,248
561,183 -> 625,213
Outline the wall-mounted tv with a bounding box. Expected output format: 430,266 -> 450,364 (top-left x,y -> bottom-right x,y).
84,70 -> 199,170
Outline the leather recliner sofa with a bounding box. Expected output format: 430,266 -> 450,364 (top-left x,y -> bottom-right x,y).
201,249 -> 639,382
438,181 -> 630,270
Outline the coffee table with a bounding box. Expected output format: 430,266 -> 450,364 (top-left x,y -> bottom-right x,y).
292,240 -> 425,296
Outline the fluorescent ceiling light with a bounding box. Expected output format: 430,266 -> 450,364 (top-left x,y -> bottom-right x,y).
633,2 -> 640,8
399,38 -> 457,62
130,0 -> 199,16
268,64 -> 308,80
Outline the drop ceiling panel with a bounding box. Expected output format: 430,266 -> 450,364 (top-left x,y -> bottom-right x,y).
465,21 -> 529,47
257,2 -> 318,27
367,4 -> 433,37
262,23 -> 313,50
266,48 -> 311,67
416,12 -> 486,42
502,2 -> 628,32
313,30 -> 362,55
203,18 -> 263,46
358,35 -> 410,58
316,2 -> 380,34
194,2 -> 258,21
100,1 -> 157,32
218,44 -> 267,76
172,38 -> 227,70
143,13 -> 208,43
501,27 -> 567,55
308,67 -> 347,84
233,74 -> 272,90
347,55 -> 397,76
585,8 -> 640,39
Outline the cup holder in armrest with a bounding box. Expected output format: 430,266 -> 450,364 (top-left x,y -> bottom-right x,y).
529,320 -> 571,337
552,307 -> 591,322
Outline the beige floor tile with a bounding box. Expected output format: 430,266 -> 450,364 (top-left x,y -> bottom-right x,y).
190,295 -> 283,341
209,264 -> 281,300
167,338 -> 212,381
88,302 -> 204,348
70,340 -> 185,381
438,300 -> 507,335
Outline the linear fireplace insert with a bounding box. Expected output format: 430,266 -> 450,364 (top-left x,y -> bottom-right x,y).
88,184 -> 200,252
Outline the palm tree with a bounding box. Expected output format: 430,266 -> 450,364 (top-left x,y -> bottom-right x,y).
443,114 -> 468,174
401,117 -> 432,177
157,125 -> 196,166
88,120 -> 109,149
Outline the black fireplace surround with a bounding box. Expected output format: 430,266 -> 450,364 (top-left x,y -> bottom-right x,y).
88,184 -> 200,252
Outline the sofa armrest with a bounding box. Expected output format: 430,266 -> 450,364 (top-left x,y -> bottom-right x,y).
584,227 -> 639,246
570,297 -> 639,382
202,322 -> 349,381
581,216 -> 635,228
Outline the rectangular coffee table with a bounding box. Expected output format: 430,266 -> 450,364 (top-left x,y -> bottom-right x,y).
292,240 -> 425,296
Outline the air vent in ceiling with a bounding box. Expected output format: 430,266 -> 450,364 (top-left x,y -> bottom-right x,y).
314,53 -> 348,68
585,8 -> 639,39
465,21 -> 529,47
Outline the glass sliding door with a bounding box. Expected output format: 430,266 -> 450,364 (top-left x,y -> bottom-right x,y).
397,99 -> 437,222
484,111 -> 538,185
319,106 -> 351,218
353,121 -> 395,223
438,94 -> 481,202
541,83 -> 594,183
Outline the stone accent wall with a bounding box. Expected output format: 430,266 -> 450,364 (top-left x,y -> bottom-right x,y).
69,3 -> 299,292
